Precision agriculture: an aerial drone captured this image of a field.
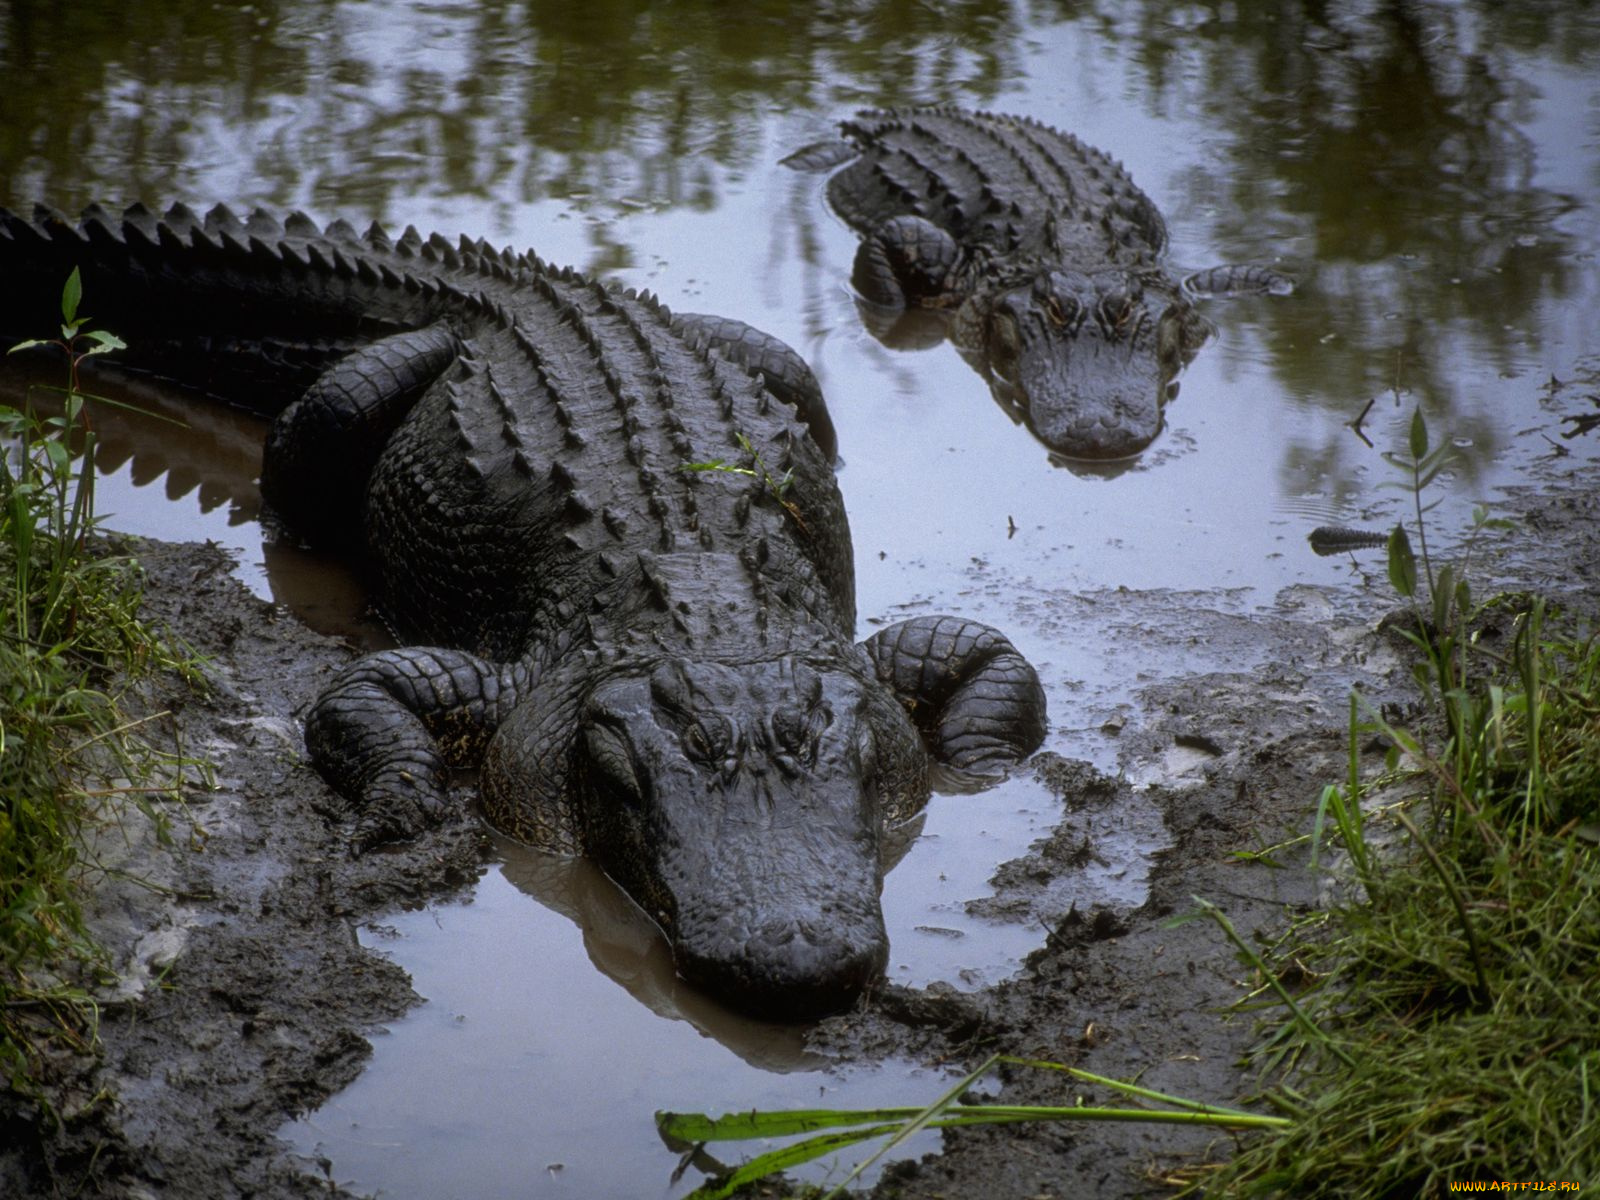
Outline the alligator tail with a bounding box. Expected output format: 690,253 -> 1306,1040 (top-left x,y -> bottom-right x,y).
0,202 -> 515,412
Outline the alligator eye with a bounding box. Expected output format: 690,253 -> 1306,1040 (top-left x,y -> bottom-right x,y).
1099,290 -> 1134,332
681,715 -> 731,764
772,706 -> 803,752
773,702 -> 832,764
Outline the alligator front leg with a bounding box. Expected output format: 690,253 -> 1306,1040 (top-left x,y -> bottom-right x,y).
261,323 -> 460,545
304,646 -> 529,849
851,215 -> 967,309
863,615 -> 1047,769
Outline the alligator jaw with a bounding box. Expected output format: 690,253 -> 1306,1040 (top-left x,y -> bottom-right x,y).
1004,332 -> 1168,461
970,272 -> 1213,462
974,285 -> 1171,462
616,766 -> 892,1021
669,853 -> 890,1021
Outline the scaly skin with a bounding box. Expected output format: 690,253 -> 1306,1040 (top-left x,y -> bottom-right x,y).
789,106 -> 1288,461
0,202 -> 1048,1019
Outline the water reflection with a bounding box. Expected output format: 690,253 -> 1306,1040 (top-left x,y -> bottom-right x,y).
4,0 -> 1596,484
0,0 -> 1024,225
495,843 -> 818,1072
1106,0 -> 1597,487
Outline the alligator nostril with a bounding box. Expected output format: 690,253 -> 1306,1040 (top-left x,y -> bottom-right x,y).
675,905 -> 889,1020
763,922 -> 796,947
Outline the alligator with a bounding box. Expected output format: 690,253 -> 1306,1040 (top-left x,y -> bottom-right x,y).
785,106 -> 1291,462
0,202 -> 1048,1020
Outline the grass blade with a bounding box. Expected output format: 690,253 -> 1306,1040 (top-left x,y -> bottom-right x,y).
818,1053 -> 1002,1199
683,1124 -> 902,1200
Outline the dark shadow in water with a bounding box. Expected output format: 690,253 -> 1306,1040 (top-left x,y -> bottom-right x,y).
1,361 -> 390,644
2,362 -> 268,526
493,841 -> 821,1073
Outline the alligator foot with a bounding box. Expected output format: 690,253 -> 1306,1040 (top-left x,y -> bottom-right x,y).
304,646 -> 528,850
863,614 -> 1047,769
851,215 -> 967,310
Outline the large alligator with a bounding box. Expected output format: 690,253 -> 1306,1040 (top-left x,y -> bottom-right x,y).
0,202 -> 1047,1020
786,106 -> 1290,461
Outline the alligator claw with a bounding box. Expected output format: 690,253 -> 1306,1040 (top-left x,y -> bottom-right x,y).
348,783 -> 449,855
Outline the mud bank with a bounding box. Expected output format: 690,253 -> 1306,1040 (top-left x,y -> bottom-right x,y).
0,463 -> 1594,1200
0,539 -> 492,1200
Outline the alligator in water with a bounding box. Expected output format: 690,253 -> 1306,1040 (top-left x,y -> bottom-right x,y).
0,203 -> 1048,1020
785,106 -> 1291,462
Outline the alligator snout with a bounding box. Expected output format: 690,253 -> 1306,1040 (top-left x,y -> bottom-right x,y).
675,908 -> 889,1021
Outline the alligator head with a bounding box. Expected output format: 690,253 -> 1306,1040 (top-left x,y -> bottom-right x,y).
566,654 -> 924,1021
969,268 -> 1215,461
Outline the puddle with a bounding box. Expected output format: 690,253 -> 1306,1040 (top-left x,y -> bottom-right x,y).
286,857 -> 950,1198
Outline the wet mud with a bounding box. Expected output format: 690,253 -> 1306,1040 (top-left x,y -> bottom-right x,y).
0,461 -> 1595,1200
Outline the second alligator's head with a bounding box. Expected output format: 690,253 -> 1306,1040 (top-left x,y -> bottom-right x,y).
963,267 -> 1215,461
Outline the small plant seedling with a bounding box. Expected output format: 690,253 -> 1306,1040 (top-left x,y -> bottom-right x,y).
679,431 -> 807,532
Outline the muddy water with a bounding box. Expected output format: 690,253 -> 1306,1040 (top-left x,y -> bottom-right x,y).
5,2 -> 1600,1195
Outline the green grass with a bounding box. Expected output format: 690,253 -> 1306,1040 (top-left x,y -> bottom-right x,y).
2,270 -> 204,1113
1192,411 -> 1599,1196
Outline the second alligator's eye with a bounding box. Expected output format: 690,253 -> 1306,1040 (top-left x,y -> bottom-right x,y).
1098,286 -> 1136,333
1034,277 -> 1079,329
